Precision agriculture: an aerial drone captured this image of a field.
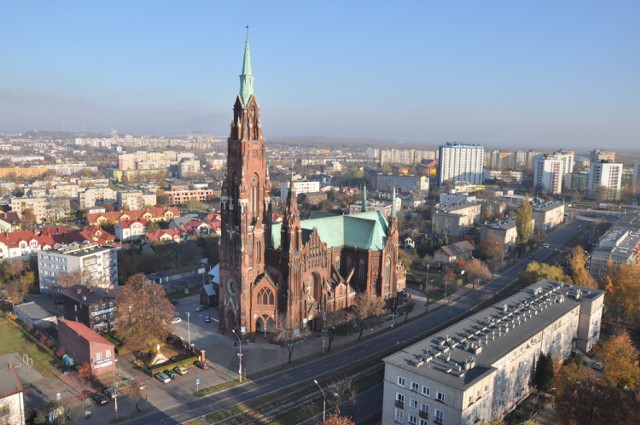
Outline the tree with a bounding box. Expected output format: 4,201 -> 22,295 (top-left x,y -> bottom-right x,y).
566,245 -> 598,288
327,377 -> 358,418
397,301 -> 415,323
115,274 -> 176,354
601,331 -> 640,390
318,408 -> 355,425
272,313 -> 310,364
77,361 -> 92,380
478,234 -> 504,271
352,293 -> 385,341
146,221 -> 160,232
515,195 -> 534,247
21,207 -> 36,228
602,261 -> 640,329
1,258 -> 26,279
517,261 -> 572,287
534,352 -> 554,392
464,259 -> 492,288
125,380 -> 145,411
324,310 -> 349,352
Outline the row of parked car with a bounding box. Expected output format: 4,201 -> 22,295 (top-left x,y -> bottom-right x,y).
155,365 -> 189,383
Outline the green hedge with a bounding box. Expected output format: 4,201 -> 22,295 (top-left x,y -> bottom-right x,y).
149,355 -> 200,376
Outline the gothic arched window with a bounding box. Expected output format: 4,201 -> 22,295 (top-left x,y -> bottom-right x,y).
257,288 -> 274,305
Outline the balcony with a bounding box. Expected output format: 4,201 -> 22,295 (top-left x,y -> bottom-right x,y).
419,411 -> 429,420
434,418 -> 443,425
395,400 -> 404,409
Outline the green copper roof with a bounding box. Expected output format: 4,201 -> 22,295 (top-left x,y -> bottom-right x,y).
239,30 -> 254,107
272,211 -> 388,251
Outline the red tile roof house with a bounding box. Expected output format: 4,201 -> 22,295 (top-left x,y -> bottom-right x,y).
58,318 -> 115,375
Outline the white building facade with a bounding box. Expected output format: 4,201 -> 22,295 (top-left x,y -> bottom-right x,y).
37,243 -> 118,295
438,143 -> 484,186
588,162 -> 622,201
382,280 -> 604,425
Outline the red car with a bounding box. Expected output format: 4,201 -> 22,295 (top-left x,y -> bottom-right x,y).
194,360 -> 209,370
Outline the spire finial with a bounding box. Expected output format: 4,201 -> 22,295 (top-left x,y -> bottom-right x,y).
239,28 -> 254,107
362,183 -> 367,213
391,187 -> 397,219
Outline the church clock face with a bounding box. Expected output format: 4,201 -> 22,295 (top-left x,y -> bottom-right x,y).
227,279 -> 238,295
251,176 -> 258,185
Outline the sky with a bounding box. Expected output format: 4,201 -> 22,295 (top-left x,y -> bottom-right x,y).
1,1 -> 639,149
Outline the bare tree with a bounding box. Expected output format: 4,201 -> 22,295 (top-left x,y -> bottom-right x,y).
328,377 -> 358,418
478,233 -> 504,271
352,293 -> 385,342
464,258 -> 493,288
272,313 -> 310,364
397,301 -> 416,323
324,310 -> 349,352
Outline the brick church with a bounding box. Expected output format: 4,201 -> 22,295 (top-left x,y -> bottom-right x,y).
218,35 -> 405,337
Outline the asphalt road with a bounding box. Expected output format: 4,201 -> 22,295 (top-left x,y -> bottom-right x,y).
121,220 -> 589,425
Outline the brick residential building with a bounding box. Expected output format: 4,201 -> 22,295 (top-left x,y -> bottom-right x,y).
58,318 -> 115,375
62,285 -> 121,334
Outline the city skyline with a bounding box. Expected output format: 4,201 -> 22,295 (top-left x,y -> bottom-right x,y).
1,1 -> 639,149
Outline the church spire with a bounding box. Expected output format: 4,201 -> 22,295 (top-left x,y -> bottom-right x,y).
391,187 -> 397,219
362,183 -> 367,212
239,26 -> 254,107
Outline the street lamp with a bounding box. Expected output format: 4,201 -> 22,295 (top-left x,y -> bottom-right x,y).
425,264 -> 430,291
112,358 -> 119,422
232,329 -> 243,383
186,312 -> 191,348
313,379 -> 326,424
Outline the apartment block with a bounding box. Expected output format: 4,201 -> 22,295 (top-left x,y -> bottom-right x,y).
438,143 -> 484,186
37,243 -> 118,295
432,203 -> 483,239
532,202 -> 565,232
116,190 -> 157,210
588,162 -> 622,201
280,180 -> 321,198
382,280 -> 604,425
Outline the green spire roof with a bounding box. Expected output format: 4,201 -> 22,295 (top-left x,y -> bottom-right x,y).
239,28 -> 254,107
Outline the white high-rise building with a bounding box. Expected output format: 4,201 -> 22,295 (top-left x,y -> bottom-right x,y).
533,156 -> 563,194
438,143 -> 484,186
589,162 -> 623,200
634,163 -> 640,193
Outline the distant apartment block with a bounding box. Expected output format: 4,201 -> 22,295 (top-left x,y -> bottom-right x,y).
348,197 -> 402,218
9,196 -> 70,224
589,210 -> 640,280
532,202 -> 565,232
37,243 -> 118,295
165,189 -> 215,206
588,161 -> 622,201
177,159 -> 202,179
480,217 -> 534,253
483,170 -> 523,184
432,202 -> 483,239
382,280 -> 604,425
533,151 -> 574,193
78,187 -> 116,209
116,190 -> 156,210
280,180 -> 321,198
379,148 -> 437,165
438,143 -> 484,186
590,149 -> 616,164
364,168 -> 429,193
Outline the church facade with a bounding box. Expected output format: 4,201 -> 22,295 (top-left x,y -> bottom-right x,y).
218,35 -> 405,337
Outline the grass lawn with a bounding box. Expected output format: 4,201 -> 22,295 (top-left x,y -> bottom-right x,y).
0,315 -> 60,377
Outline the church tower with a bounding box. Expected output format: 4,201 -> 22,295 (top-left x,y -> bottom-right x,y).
219,32 -> 271,335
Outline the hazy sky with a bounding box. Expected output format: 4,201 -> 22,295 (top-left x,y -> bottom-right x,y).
1,1 -> 639,149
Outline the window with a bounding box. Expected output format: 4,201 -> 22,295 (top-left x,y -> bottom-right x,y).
395,392 -> 405,409
420,420 -> 428,425
106,350 -> 111,358
409,399 -> 418,409
436,392 -> 445,403
96,352 -> 102,361
397,376 -> 406,387
411,382 -> 419,392
421,386 -> 430,397
435,409 -> 444,424
257,288 -> 275,305
395,408 -> 404,422
408,414 -> 417,425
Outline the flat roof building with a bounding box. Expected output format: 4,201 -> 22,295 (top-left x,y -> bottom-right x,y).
382,280 -> 604,425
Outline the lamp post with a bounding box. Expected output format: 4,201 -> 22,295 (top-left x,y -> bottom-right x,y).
425,264 -> 430,291
112,358 -> 118,422
313,379 -> 326,424
232,329 -> 243,383
186,312 -> 191,348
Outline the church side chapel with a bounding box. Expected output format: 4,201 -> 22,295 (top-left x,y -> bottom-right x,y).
218,33 -> 405,338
